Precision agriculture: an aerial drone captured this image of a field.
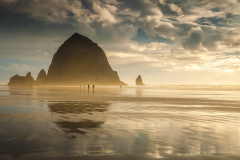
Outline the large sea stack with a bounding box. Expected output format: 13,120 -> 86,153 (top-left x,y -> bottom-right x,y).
8,72 -> 35,86
136,75 -> 145,86
36,69 -> 47,84
44,33 -> 126,86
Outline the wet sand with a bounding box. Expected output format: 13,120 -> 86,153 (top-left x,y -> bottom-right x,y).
0,86 -> 240,160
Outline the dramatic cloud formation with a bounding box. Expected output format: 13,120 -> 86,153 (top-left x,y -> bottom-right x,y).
0,0 -> 240,84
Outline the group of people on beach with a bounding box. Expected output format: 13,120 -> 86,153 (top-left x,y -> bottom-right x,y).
79,85 -> 122,92
79,84 -> 95,92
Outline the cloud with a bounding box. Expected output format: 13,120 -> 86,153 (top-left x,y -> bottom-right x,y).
43,52 -> 49,56
35,50 -> 42,53
157,2 -> 182,17
201,26 -> 223,51
181,27 -> 204,50
3,0 -> 93,24
92,2 -> 117,23
1,0 -> 240,84
154,22 -> 179,39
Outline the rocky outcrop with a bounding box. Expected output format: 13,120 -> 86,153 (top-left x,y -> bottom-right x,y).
44,33 -> 127,86
8,72 -> 35,86
36,69 -> 47,84
136,75 -> 145,86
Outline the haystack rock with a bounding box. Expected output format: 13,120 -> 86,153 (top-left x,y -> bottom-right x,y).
44,33 -> 127,86
136,75 -> 145,86
8,72 -> 35,86
36,69 -> 47,84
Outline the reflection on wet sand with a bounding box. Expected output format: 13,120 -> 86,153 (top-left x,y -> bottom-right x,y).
136,88 -> 143,96
48,102 -> 110,135
1,86 -> 240,160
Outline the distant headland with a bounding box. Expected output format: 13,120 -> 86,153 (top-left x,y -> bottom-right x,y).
8,33 -> 127,86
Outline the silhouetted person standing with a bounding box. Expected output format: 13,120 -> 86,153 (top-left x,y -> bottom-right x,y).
88,84 -> 90,93
120,85 -> 121,90
93,84 -> 95,92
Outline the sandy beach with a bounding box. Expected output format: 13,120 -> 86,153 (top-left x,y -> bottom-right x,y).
0,85 -> 240,160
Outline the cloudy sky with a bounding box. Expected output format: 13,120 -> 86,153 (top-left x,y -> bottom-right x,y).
1,0 -> 240,85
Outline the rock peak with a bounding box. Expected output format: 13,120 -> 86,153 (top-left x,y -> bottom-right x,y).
45,33 -> 127,86
67,32 -> 93,42
8,72 -> 35,86
70,32 -> 84,38
136,75 -> 145,86
26,72 -> 31,77
36,69 -> 47,84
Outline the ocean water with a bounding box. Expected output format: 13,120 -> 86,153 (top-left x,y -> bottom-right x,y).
0,85 -> 240,160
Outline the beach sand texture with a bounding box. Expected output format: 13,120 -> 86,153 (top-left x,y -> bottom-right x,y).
0,85 -> 240,160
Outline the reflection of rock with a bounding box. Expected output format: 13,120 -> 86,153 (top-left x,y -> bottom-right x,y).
36,69 -> 47,84
48,101 -> 110,134
56,120 -> 103,134
136,89 -> 143,96
48,101 -> 108,114
8,72 -> 35,86
136,75 -> 145,86
44,33 -> 127,86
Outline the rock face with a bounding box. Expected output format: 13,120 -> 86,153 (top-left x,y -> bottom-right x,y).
44,33 -> 126,86
36,69 -> 47,84
136,75 -> 145,86
8,72 -> 35,86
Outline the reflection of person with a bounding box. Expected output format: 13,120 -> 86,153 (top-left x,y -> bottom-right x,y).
93,84 -> 95,92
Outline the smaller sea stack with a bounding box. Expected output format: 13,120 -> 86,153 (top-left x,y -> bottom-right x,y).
8,72 -> 35,86
136,75 -> 145,86
36,69 -> 47,84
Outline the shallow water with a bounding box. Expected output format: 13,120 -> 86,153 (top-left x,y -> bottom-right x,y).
0,86 -> 240,160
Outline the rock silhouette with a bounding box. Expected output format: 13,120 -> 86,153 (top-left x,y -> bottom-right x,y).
48,102 -> 109,134
44,33 -> 127,86
36,69 -> 47,84
136,75 -> 145,86
8,72 -> 35,86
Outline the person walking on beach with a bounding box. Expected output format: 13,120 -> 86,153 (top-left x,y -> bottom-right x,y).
93,84 -> 95,92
